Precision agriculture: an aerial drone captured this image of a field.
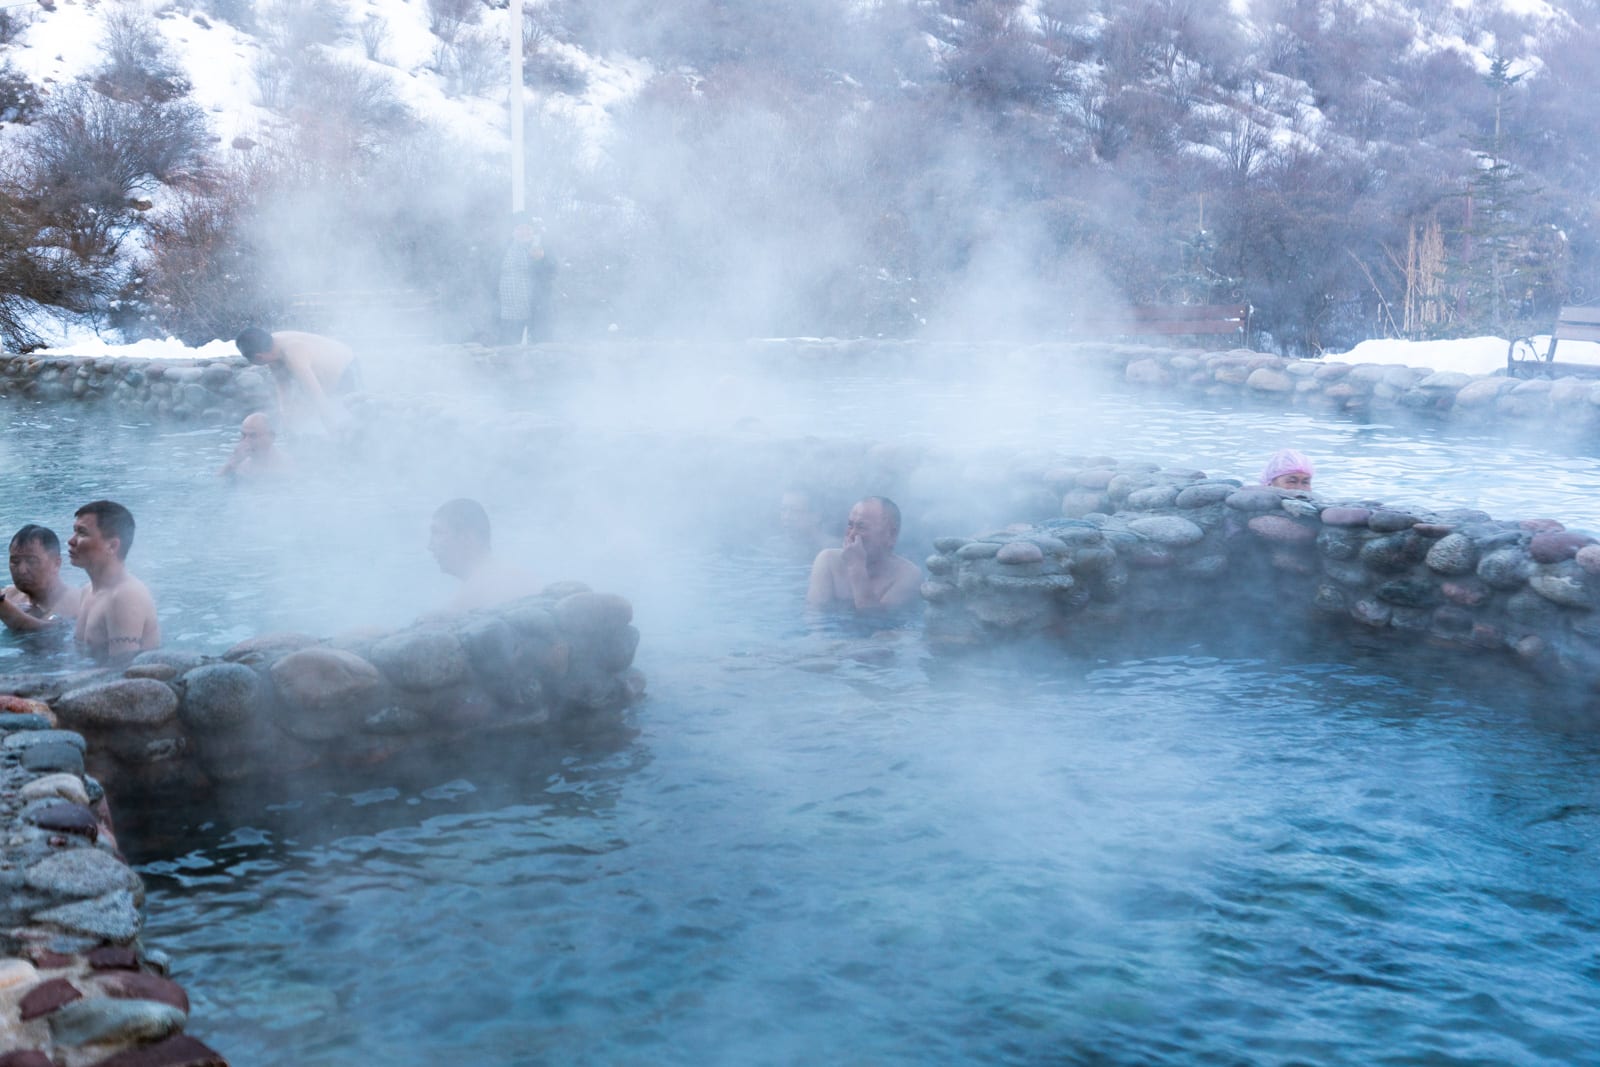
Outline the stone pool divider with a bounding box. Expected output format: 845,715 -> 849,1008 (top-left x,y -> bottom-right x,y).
0,353 -> 272,422
0,585 -> 645,802
0,711 -> 227,1066
11,338 -> 1597,435
0,584 -> 643,1065
924,458 -> 1600,703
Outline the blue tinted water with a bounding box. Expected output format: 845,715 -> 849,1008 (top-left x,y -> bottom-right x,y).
4,359 -> 1598,1065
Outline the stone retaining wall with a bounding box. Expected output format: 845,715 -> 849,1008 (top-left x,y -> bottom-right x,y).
0,587 -> 644,804
923,458 -> 1600,708
0,354 -> 271,422
1102,342 -> 1600,428
9,340 -> 1594,435
0,585 -> 643,1064
0,712 -> 225,1066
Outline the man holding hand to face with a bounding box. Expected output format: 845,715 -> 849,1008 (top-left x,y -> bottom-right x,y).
806,496 -> 922,615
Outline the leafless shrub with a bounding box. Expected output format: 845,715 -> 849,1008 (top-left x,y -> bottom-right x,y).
275,55 -> 413,163
122,164 -> 282,343
0,9 -> 30,47
262,0 -> 350,55
253,53 -> 291,110
25,84 -> 209,229
428,0 -> 482,44
0,163 -> 110,350
523,17 -> 588,94
95,7 -> 191,103
436,29 -> 502,98
0,62 -> 39,124
359,15 -> 389,62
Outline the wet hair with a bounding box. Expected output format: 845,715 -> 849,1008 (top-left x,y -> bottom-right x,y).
861,495 -> 902,536
434,498 -> 491,546
74,500 -> 135,560
236,327 -> 273,362
9,524 -> 60,558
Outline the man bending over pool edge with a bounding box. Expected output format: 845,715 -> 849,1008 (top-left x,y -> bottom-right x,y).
806,496 -> 923,614
69,501 -> 160,664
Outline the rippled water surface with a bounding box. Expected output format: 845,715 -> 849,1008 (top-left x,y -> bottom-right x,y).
4,353 -> 1600,1064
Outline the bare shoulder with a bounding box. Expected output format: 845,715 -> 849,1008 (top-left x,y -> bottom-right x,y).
114,576 -> 157,612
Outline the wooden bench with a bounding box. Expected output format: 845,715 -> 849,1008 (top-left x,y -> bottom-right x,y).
1507,305 -> 1600,378
1080,303 -> 1252,347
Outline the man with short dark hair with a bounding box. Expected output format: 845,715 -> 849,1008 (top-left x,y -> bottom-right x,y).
235,327 -> 361,432
69,501 -> 159,663
806,496 -> 922,614
428,498 -> 542,613
0,525 -> 82,633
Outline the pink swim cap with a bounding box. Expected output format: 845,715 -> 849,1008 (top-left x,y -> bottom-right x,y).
1260,449 -> 1314,486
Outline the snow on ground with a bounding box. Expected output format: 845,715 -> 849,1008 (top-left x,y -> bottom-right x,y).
1326,335 -> 1600,376
31,332 -> 1596,372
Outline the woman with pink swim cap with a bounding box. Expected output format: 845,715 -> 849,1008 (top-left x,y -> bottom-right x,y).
1260,449 -> 1314,491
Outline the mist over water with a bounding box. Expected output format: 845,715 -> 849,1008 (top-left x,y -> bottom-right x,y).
0,351 -> 1588,1063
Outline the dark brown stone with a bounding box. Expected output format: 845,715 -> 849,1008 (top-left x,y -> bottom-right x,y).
88,945 -> 140,970
95,972 -> 190,1014
0,1052 -> 56,1067
1412,523 -> 1454,538
28,802 -> 99,841
19,977 -> 82,1019
27,949 -> 73,969
87,1034 -> 229,1067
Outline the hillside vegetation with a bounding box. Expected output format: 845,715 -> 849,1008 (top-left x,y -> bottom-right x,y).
0,0 -> 1596,354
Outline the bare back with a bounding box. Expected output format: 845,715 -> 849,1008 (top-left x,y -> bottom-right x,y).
275,331 -> 356,392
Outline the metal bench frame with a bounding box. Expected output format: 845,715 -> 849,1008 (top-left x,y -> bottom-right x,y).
1507,305 -> 1600,378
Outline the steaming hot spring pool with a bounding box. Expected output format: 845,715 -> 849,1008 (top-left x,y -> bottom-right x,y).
5,355 -> 1600,1065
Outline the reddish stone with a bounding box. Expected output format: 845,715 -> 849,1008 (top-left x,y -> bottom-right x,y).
18,977 -> 82,1019
87,945 -> 141,970
95,971 -> 190,1014
1519,518 -> 1566,534
1529,531 -> 1593,563
0,1052 -> 56,1067
1470,624 -> 1503,648
1248,514 -> 1317,544
1577,545 -> 1600,575
27,949 -> 73,969
1440,580 -> 1488,607
87,1034 -> 229,1067
1321,507 -> 1373,527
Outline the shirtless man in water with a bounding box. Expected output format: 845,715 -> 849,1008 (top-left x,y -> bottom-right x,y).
806,496 -> 922,614
0,525 -> 82,634
235,327 -> 360,433
428,498 -> 542,613
68,501 -> 159,664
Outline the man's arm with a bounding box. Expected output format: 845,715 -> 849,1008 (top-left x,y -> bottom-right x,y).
0,589 -> 57,633
805,549 -> 840,608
